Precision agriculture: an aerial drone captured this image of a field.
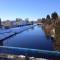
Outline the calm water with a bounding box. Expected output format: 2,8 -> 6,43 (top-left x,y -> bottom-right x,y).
3,25 -> 54,51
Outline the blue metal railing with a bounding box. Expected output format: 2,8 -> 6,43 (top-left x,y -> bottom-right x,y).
0,46 -> 60,59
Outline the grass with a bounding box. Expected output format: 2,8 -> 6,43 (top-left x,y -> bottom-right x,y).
55,21 -> 60,51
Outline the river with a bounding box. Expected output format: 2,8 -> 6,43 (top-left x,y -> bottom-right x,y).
3,25 -> 54,51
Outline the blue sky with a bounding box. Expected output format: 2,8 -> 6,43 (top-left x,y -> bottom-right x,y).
0,0 -> 60,21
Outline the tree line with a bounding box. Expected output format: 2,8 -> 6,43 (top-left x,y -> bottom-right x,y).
41,12 -> 59,25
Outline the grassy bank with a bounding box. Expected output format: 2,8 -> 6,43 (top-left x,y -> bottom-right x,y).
55,21 -> 60,51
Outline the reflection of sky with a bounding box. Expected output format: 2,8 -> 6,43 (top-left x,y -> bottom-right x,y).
0,0 -> 60,21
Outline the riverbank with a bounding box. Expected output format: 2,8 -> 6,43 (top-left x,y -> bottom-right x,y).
43,20 -> 60,51
43,23 -> 55,39
54,21 -> 60,51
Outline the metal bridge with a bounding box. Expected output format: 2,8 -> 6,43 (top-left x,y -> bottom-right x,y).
0,46 -> 60,59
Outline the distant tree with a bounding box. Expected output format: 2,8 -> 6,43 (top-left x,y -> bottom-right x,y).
42,18 -> 46,20
46,14 -> 52,24
51,12 -> 58,24
16,18 -> 22,22
37,18 -> 41,23
46,14 -> 50,20
41,18 -> 46,23
51,12 -> 58,20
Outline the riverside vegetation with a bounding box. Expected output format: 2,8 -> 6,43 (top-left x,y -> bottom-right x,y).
41,12 -> 60,51
55,21 -> 60,51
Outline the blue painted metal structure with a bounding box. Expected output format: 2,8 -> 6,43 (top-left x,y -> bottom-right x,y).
0,46 -> 60,59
